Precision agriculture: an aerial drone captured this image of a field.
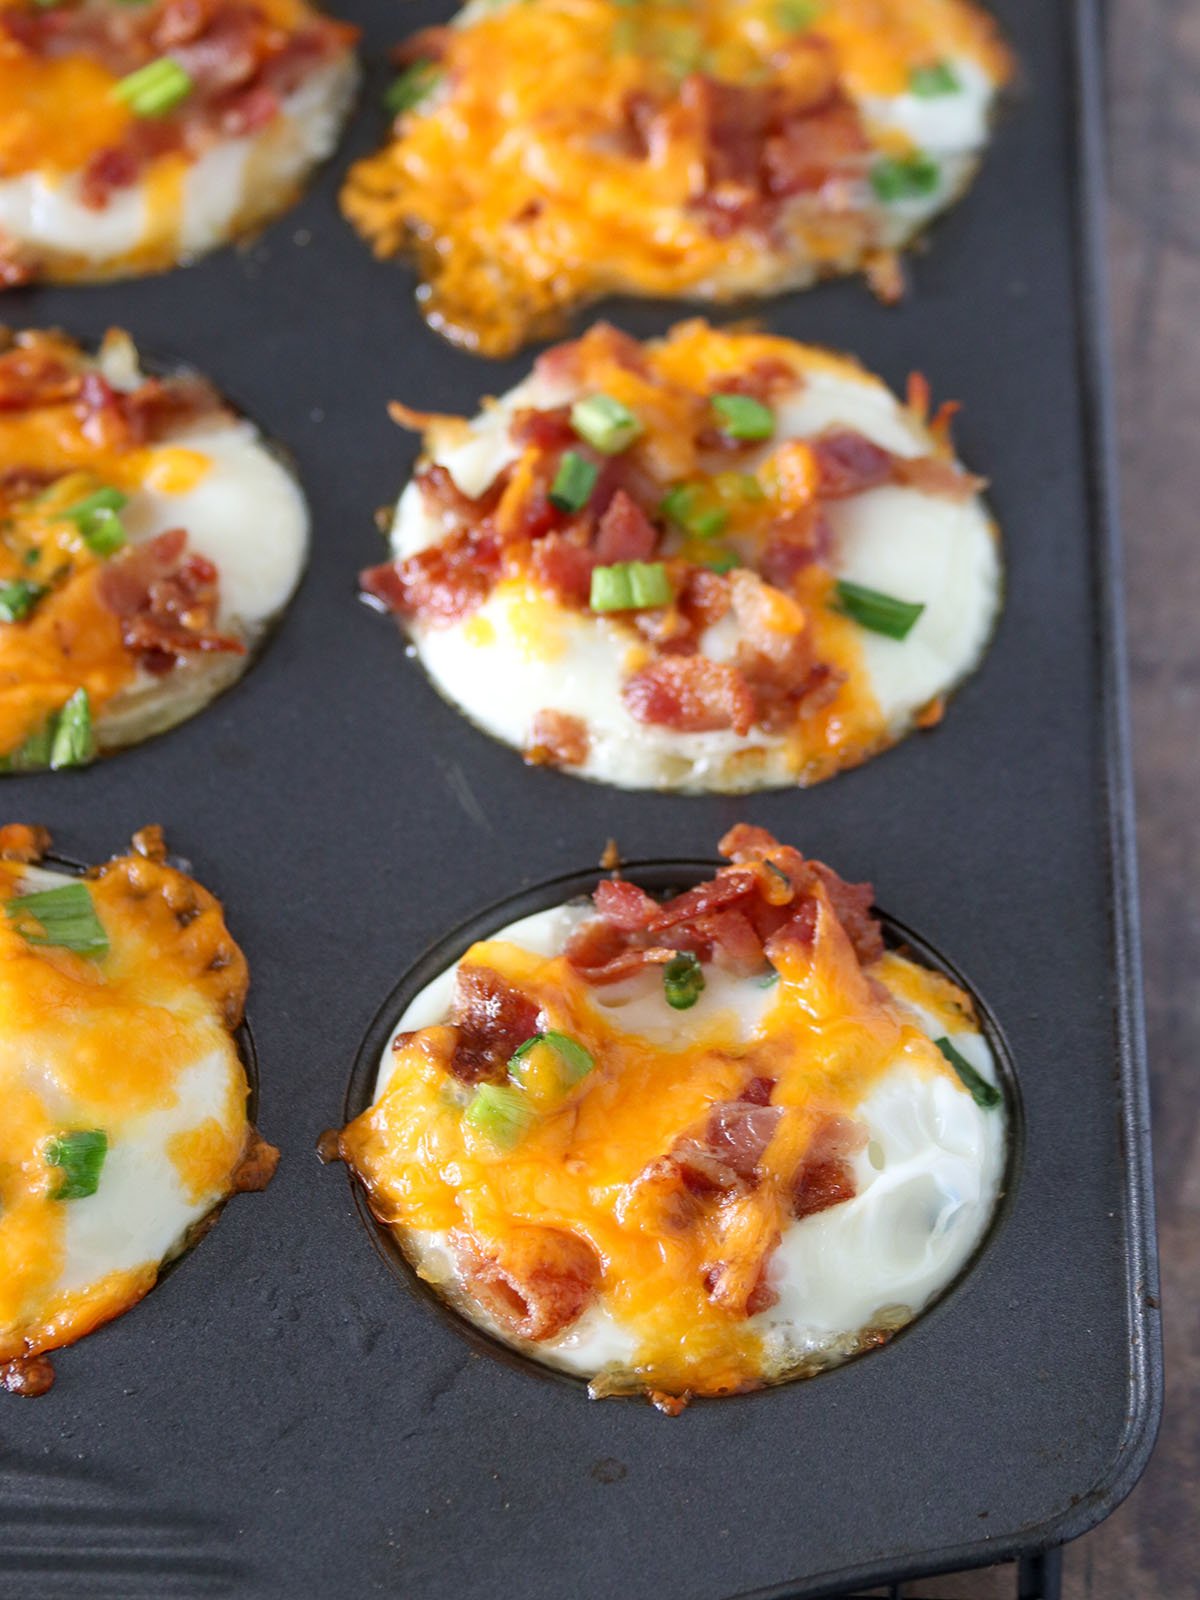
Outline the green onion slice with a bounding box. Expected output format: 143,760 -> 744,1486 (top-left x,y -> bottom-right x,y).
660,483 -> 729,540
549,450 -> 599,513
463,1083 -> 538,1148
711,393 -> 775,442
589,560 -> 672,612
0,578 -> 47,623
113,58 -> 194,117
757,969 -> 781,989
870,152 -> 941,203
663,951 -> 705,1010
385,59 -> 444,116
49,688 -> 95,769
62,487 -> 129,521
570,393 -> 642,455
909,61 -> 962,97
509,1030 -> 595,1086
934,1037 -> 1001,1110
713,471 -> 766,504
833,579 -> 925,641
45,1129 -> 108,1200
5,881 -> 109,957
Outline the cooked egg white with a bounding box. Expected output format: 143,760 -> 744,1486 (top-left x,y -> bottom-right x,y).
390,348 -> 1001,793
366,901 -> 1006,1390
0,55 -> 358,281
0,846 -> 265,1382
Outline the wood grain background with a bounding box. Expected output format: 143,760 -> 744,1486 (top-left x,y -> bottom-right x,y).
902,3 -> 1200,1595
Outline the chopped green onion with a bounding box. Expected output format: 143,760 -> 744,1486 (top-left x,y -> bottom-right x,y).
5,881 -> 109,958
509,1030 -> 595,1086
657,20 -> 704,78
549,450 -> 599,513
660,483 -> 728,540
833,579 -> 925,640
909,61 -> 961,97
49,688 -> 95,769
384,59 -> 443,116
62,487 -> 128,521
45,1129 -> 108,1200
0,579 -> 47,623
570,393 -> 642,455
934,1037 -> 1001,1110
0,719 -> 55,773
870,152 -> 941,203
113,58 -> 194,118
22,548 -> 40,567
776,0 -> 822,29
62,487 -> 129,552
589,561 -> 672,612
757,969 -> 781,988
463,1083 -> 538,1148
663,951 -> 705,1011
703,548 -> 741,575
627,560 -> 672,607
711,393 -> 775,442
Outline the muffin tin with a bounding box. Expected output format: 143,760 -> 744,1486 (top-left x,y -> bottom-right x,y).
0,0 -> 1161,1597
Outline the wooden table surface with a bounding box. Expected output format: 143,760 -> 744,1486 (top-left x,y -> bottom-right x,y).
901,5 -> 1200,1596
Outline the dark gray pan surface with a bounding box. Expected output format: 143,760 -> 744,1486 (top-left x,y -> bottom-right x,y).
0,1 -> 1159,1595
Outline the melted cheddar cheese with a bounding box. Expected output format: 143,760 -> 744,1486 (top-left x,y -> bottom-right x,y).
341,846 -> 1007,1404
0,829 -> 272,1388
343,0 -> 1013,354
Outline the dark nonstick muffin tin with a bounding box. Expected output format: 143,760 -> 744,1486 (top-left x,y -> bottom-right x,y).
0,1 -> 1160,1597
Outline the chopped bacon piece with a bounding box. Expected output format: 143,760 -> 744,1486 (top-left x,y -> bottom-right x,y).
623,655 -> 756,736
415,462 -> 508,530
739,1076 -> 775,1107
451,1226 -> 600,1341
391,24 -> 454,66
531,531 -> 596,606
678,567 -> 731,633
0,346 -> 80,412
594,878 -> 661,931
593,489 -> 658,565
762,95 -> 870,196
718,824 -> 883,966
651,870 -> 758,931
509,405 -> 577,454
361,528 -> 502,625
97,530 -> 244,673
811,430 -> 894,498
790,1115 -> 865,1220
704,1101 -> 782,1183
447,964 -> 541,1083
759,510 -> 831,590
710,359 -> 800,405
891,454 -> 986,502
526,709 -> 589,768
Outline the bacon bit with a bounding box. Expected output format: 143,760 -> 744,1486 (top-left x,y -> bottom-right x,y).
0,824 -> 51,863
739,1075 -> 775,1107
718,824 -> 883,966
759,509 -> 830,590
677,567 -> 731,632
230,1129 -> 280,1193
865,248 -> 906,306
391,24 -> 454,66
914,695 -> 947,730
1,1355 -> 55,1397
452,1225 -> 600,1341
531,531 -> 596,607
509,404 -> 577,455
709,358 -> 800,404
623,655 -> 756,736
762,93 -> 870,197
811,430 -> 894,498
526,709 -> 589,769
448,964 -> 542,1083
0,344 -> 81,412
790,1115 -> 866,1220
97,530 -> 244,673
892,455 -> 986,502
362,527 -> 503,626
593,489 -> 658,564
594,877 -> 661,931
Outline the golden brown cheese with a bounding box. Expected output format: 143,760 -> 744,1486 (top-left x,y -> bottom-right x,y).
343,0 -> 1013,354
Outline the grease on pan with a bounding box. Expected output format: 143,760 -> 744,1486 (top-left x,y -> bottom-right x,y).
0,0 -> 358,287
362,320 -> 1001,793
342,0 -> 1013,356
0,824 -> 276,1398
338,826 -> 1007,1411
0,327 -> 308,771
